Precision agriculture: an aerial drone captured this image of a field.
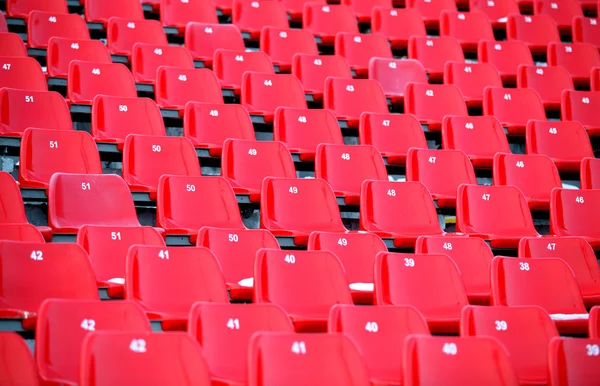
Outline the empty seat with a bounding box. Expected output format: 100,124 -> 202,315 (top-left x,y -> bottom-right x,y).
241,72 -> 307,122
593,67 -> 600,92
484,87 -> 546,135
68,61 -> 137,104
260,27 -> 318,73
369,58 -> 428,104
535,0 -> 583,33
371,7 -> 426,49
408,36 -> 465,82
131,43 -> 195,84
185,23 -> 245,67
273,107 -> 343,161
0,223 -> 45,243
517,65 -> 574,110
406,148 -> 477,208
232,0 -> 288,40
328,305 -> 429,385
303,3 -> 359,45
375,252 -> 468,333
360,181 -> 444,248
526,120 -> 593,171
440,11 -> 495,52
0,56 -> 47,91
0,32 -> 27,57
48,173 -> 140,234
470,0 -> 520,27
80,331 -> 211,385
507,14 -> 560,54
0,88 -> 72,137
249,332 -> 370,385
157,175 -> 245,237
183,102 -> 255,156
478,40 -> 534,83
84,0 -> 144,24
0,332 -> 40,386
188,303 -> 294,385
359,112 -> 427,165
548,42 -> 600,87
27,10 -> 90,49
160,0 -> 218,30
460,306 -> 559,385
548,338 -> 600,386
551,188 -> 600,248
281,0 -> 326,21
581,157 -> 600,189
292,54 -> 352,101
6,0 -> 67,19
255,249 -> 352,331
213,49 -> 274,94
107,17 -> 168,57
406,0 -> 457,27
334,32 -> 393,77
457,184 -> 539,247
47,38 -> 111,79
0,13 -> 6,33
36,299 -> 151,385
562,90 -> 600,135
324,78 -> 388,128
260,177 -> 346,245
572,16 -> 600,49
404,83 -> 468,131
155,67 -> 224,110
341,0 -> 392,23
444,62 -> 502,108
591,307 -> 600,338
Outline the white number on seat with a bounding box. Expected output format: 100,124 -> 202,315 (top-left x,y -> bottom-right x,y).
586,344 -> 600,356
81,182 -> 91,190
178,74 -> 187,81
428,156 -> 436,164
388,61 -> 397,69
235,55 -> 244,62
442,343 -> 457,355
227,318 -> 240,329
30,250 -> 43,261
353,36 -> 362,43
382,120 -> 390,126
158,250 -> 169,259
426,40 -> 434,47
152,145 -> 161,152
49,141 -> 58,148
443,242 -> 452,250
576,196 -> 585,204
516,161 -> 524,168
482,194 -> 490,201
341,153 -> 350,160
2,64 -> 10,70
291,341 -> 306,354
129,339 -> 147,353
519,262 -> 530,271
582,97 -> 590,104
111,232 -> 121,240
154,48 -> 163,55
494,320 -> 508,331
465,122 -> 474,129
549,127 -> 558,134
279,31 -> 288,38
365,321 -> 378,332
71,42 -> 79,50
338,238 -> 347,246
346,85 -> 355,92
81,319 -> 96,331
289,186 -> 298,194
404,258 -> 415,267
547,243 -> 556,251
263,79 -> 272,86
228,234 -> 239,242
186,184 -> 195,192
25,95 -> 34,103
209,109 -> 219,117
503,93 -> 512,101
204,26 -> 213,33
48,16 -> 57,23
127,22 -> 136,28
313,59 -> 322,66
463,66 -> 472,73
425,89 -> 434,97
387,189 -> 396,197
284,254 -> 296,264
298,116 -> 307,123
92,68 -> 101,75
119,104 -> 128,112
248,148 -> 258,156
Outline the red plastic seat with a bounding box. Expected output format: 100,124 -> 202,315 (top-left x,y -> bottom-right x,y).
0,13 -> 6,33
232,0 -> 288,40
160,0 -> 218,30
6,0 -> 68,19
107,17 -> 168,57
375,252 -> 468,333
408,36 -> 465,82
79,331 -> 211,385
273,107 -> 343,161
0,88 -> 72,137
507,14 -> 560,54
371,7 -> 427,49
341,0 -> 392,23
302,3 -> 359,45
534,0 -> 583,33
27,11 -> 90,49
478,40 -> 534,83
334,32 -> 392,77
155,67 -> 224,110
0,32 -> 27,57
460,305 -> 559,385
213,49 -> 274,94
517,65 -> 574,110
0,223 -> 45,243
360,181 -> 444,248
548,337 -> 600,386
185,23 -> 245,67
406,148 -> 476,208
324,78 -> 388,128
470,0 -> 520,27
315,144 -> 388,205
562,90 -> 600,135
0,56 -> 47,91
248,332 -> 370,385
369,58 -> 427,105
281,0 -> 327,21
581,157 -> 600,189
572,16 -> 600,49
593,67 -> 600,92
68,61 -> 137,104
548,42 -> 600,87
484,87 -> 546,135
197,227 -> 279,300
406,0 -> 457,27
254,249 -> 353,332
157,175 -> 245,238
551,188 -> 600,249
591,307 -> 600,337
84,0 -> 144,24
47,38 -> 111,79
0,333 -> 40,386
440,11 -> 495,52
292,54 -> 352,102
131,43 -> 195,84
126,245 -> 227,329
404,83 -> 468,132
188,303 -> 294,385
260,177 -> 346,245
260,27 -> 318,73
444,62 -> 502,108
36,299 -> 151,385
241,72 -> 307,123
519,236 -> 600,307
359,112 -> 427,165
491,256 -> 588,334
184,102 -> 255,156
48,173 -> 141,234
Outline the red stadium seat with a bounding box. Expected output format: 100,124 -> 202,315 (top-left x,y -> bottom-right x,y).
7,0 -> 67,19
48,173 -> 141,234
36,299 -> 151,385
548,338 -> 600,386
359,112 -> 427,165
315,144 -> 388,205
107,18 -> 168,57
260,27 -> 318,73
334,32 -> 392,77
0,223 -> 45,243
281,0 -> 327,22
406,148 -> 477,208
375,252 -> 468,333
324,78 -> 388,128
593,67 -> 600,92
408,36 -> 465,82
131,43 -> 195,84
404,83 -> 468,132
591,307 -> 600,338
440,11 -> 495,52
478,40 -> 534,83
0,32 -> 27,57
248,332 -> 369,385
444,62 -> 502,108
185,23 -> 245,67
241,72 -> 307,122
213,49 -> 274,94
84,0 -> 144,24
572,16 -> 600,49
548,42 -> 600,87
493,153 -> 561,210
517,65 -> 574,110
254,249 -> 353,331
91,95 -> 166,145
470,0 -> 520,28
0,88 -> 72,137
0,56 -> 47,91
507,14 -> 560,54
483,87 -> 546,135
27,11 -> 90,49
19,128 -> 102,189
534,0 -> 583,33
47,38 -> 111,79
369,58 -> 428,104
188,303 -> 294,385
68,61 -> 137,104
292,54 -> 352,101
0,13 -> 6,33
183,102 -> 255,156
160,0 -> 218,30
79,331 -> 211,385
328,305 -> 429,385
562,90 -> 600,135
197,227 -> 280,300
0,333 -> 40,386
273,107 -> 343,161
551,188 -> 600,249
371,7 -> 426,50
360,181 -> 444,248
157,176 -> 245,237
341,0 -> 392,23
232,0 -> 288,40
155,67 -> 224,110
406,0 -> 457,27
581,157 -> 600,189
302,3 -> 359,45
460,305 -> 559,385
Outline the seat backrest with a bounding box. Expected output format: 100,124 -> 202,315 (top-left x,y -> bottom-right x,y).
408,36 -> 465,73
371,7 -> 426,47
107,17 -> 168,56
27,11 -> 90,49
342,0 -> 392,19
47,37 -> 111,78
592,67 -> 599,92
242,72 -> 308,116
335,32 -> 392,71
405,0 -> 457,20
213,49 -> 274,89
525,120 -> 593,163
160,0 -> 218,28
548,337 -> 600,386
260,26 -> 319,67
404,83 -> 468,125
561,90 -> 600,129
571,16 -> 600,47
470,0 -> 520,25
324,77 -> 389,120
84,0 -> 145,23
131,43 -> 195,84
185,23 -> 244,65
0,171 -> 27,224
444,61 -> 502,102
581,157 -> 600,189
369,58 -> 428,99
534,0 -> 583,28
292,54 -> 352,95
517,64 -> 574,105
302,3 -> 359,39
547,42 -> 600,81
477,40 -> 534,78
7,0 -> 67,18
483,87 -> 546,127
232,0 -> 289,36
0,332 -> 40,386
0,32 -> 28,57
68,61 -> 137,104
442,115 -> 510,161
0,56 -> 47,91
551,188 -> 600,239
440,10 -> 495,44
507,14 -> 560,48
0,223 -> 44,243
